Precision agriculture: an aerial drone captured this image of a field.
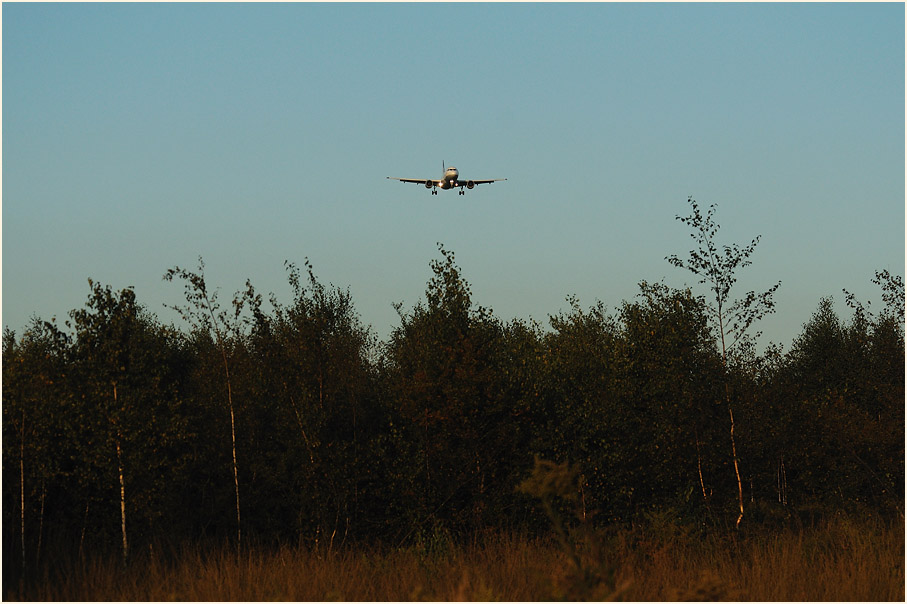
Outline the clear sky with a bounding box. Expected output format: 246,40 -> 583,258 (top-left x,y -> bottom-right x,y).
3,3 -> 904,350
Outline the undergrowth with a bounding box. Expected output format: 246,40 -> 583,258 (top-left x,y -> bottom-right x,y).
6,513 -> 903,601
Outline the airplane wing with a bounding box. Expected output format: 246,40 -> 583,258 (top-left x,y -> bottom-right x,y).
464,179 -> 506,185
387,177 -> 441,185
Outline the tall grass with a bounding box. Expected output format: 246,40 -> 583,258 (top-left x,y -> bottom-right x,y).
617,514 -> 904,601
6,515 -> 903,601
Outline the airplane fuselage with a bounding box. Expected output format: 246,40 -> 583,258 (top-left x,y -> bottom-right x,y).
439,166 -> 459,189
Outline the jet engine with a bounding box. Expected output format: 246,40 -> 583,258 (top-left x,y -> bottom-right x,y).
425,180 -> 433,189
466,180 -> 475,189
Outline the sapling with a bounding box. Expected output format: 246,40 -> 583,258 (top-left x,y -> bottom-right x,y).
667,197 -> 780,527
165,257 -> 244,548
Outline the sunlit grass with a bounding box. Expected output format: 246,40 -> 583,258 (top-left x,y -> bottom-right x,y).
7,515 -> 903,601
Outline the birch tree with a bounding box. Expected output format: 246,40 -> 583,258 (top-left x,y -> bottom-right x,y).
2,321 -> 69,574
667,197 -> 780,527
69,282 -> 142,565
164,258 -> 245,548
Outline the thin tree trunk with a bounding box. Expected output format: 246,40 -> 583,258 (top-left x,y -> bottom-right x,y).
778,454 -> 788,505
719,309 -> 745,528
20,408 -> 26,574
79,500 -> 89,560
694,425 -> 709,502
695,433 -> 708,501
728,405 -> 744,528
36,479 -> 45,568
228,387 -> 241,549
580,479 -> 587,522
219,346 -> 241,549
290,396 -> 316,465
214,333 -> 240,549
116,437 -> 128,565
113,384 -> 128,566
318,361 -> 324,409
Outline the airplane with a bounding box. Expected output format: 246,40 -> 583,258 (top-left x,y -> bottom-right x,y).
387,162 -> 506,195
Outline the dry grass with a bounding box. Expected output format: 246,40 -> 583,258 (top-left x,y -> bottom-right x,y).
618,514 -> 904,601
7,515 -> 903,601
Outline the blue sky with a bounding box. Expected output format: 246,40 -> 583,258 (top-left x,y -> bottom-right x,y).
3,3 -> 904,349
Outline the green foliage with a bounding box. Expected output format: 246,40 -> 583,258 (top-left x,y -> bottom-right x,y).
3,319 -> 71,575
165,258 -> 244,547
2,239 -> 903,591
762,295 -> 904,515
538,283 -> 730,522
69,283 -> 192,552
844,269 -> 905,326
666,196 -> 781,360
382,244 -> 529,537
241,259 -> 381,543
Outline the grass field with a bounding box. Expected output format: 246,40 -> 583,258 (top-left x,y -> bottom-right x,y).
7,514 -> 903,601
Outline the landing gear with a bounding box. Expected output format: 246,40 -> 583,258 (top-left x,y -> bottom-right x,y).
431,190 -> 438,195
458,189 -> 465,195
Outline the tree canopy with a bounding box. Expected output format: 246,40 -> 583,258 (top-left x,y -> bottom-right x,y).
4,213 -> 903,578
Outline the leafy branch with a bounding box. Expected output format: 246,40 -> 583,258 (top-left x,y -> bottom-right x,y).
843,269 -> 905,326
666,197 -> 781,361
